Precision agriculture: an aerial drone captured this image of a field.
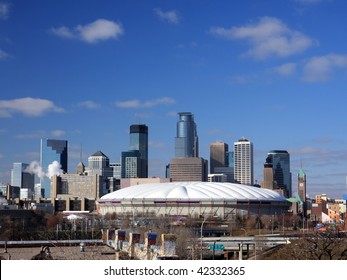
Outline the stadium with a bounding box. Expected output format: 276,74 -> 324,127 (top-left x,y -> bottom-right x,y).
96,182 -> 291,219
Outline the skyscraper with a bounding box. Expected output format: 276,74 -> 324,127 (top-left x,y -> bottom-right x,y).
40,139 -> 68,198
210,142 -> 229,173
11,162 -> 35,191
169,112 -> 208,181
169,157 -> 208,182
261,156 -> 277,190
234,138 -> 253,185
129,124 -> 148,177
267,150 -> 292,197
121,150 -> 142,178
87,151 -> 113,195
210,142 -> 234,182
175,112 -> 199,158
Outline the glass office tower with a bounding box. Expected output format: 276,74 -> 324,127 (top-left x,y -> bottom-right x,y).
11,162 -> 34,190
267,150 -> 292,197
121,150 -> 142,178
175,112 -> 199,158
129,124 -> 148,177
210,142 -> 229,173
40,139 -> 68,198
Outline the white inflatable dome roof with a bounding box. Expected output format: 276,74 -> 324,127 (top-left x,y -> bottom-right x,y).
99,181 -> 287,202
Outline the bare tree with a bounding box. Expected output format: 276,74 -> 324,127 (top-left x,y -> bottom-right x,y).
266,230 -> 347,260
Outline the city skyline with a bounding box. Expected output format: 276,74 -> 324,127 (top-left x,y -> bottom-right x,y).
1,0 -> 347,199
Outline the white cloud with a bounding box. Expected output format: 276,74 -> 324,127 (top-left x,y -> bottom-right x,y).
115,97 -> 176,108
293,0 -> 324,4
0,97 -> 64,117
51,19 -> 124,43
153,8 -> 179,24
50,26 -> 75,39
77,19 -> 124,43
15,130 -> 46,139
51,130 -> 66,137
115,99 -> 141,108
0,48 -> 9,60
210,17 -> 315,60
274,62 -> 297,76
0,2 -> 9,20
167,111 -> 178,117
303,54 -> 347,82
229,74 -> 254,84
289,146 -> 329,155
149,141 -> 166,149
78,100 -> 101,109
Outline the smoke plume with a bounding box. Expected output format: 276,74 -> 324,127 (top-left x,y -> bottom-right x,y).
25,161 -> 45,179
25,160 -> 64,179
47,161 -> 64,178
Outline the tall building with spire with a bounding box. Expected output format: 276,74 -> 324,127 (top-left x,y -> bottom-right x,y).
170,112 -> 207,182
298,168 -> 307,215
234,138 -> 253,185
175,112 -> 199,158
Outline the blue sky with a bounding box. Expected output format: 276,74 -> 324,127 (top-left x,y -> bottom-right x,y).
1,0 -> 347,199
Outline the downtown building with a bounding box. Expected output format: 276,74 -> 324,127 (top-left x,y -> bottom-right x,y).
86,151 -> 113,195
169,112 -> 208,182
51,173 -> 103,212
267,150 -> 292,197
209,142 -> 234,183
297,168 -> 307,216
10,162 -> 35,199
261,150 -> 292,198
233,138 -> 254,186
261,155 -> 277,190
210,142 -> 229,173
121,124 -> 148,179
40,139 -> 68,198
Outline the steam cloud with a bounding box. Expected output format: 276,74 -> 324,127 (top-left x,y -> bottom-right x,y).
47,161 -> 64,178
26,160 -> 64,179
26,161 -> 45,179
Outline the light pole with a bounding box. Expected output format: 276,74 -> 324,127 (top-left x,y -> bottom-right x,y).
212,240 -> 216,260
200,215 -> 208,260
282,213 -> 285,235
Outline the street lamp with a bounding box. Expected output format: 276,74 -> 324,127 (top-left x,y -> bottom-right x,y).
200,215 -> 208,260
